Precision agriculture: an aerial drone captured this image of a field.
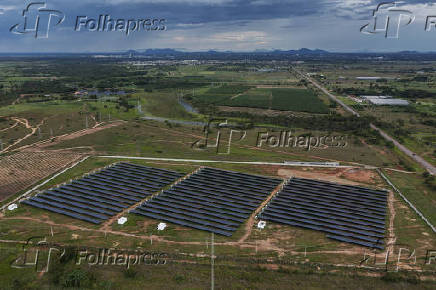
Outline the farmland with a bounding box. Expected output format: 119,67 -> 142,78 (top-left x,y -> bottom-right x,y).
223,88 -> 328,113
193,85 -> 329,114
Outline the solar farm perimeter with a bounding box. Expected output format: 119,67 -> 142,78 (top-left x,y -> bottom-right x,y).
21,163 -> 390,249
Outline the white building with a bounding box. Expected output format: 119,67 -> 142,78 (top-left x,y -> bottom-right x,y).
361,95 -> 392,100
368,99 -> 409,106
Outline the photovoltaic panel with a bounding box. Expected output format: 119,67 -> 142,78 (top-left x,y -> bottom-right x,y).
21,163 -> 184,224
259,177 -> 388,249
133,167 -> 282,236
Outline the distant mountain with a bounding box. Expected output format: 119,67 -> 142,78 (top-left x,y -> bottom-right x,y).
129,48 -> 330,55
294,48 -> 329,54
138,48 -> 182,55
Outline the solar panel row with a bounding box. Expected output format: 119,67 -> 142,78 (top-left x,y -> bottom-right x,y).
259,177 -> 387,249
292,177 -> 388,196
273,193 -> 385,222
133,167 -> 282,236
22,163 -> 184,224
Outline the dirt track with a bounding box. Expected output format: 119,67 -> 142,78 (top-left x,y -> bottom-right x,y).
18,121 -> 125,152
238,180 -> 285,243
0,117 -> 46,154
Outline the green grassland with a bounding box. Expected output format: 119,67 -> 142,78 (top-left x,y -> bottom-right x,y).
36,120 -> 400,168
1,247 -> 432,290
193,84 -> 253,104
222,88 -> 329,113
174,64 -> 300,84
382,169 -> 436,226
195,86 -> 329,114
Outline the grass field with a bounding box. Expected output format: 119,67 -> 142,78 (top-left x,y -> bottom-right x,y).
222,88 -> 328,113
196,86 -> 329,114
1,249 -> 432,289
194,84 -> 253,104
382,169 -> 436,226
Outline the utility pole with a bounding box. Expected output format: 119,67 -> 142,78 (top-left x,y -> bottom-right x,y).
211,233 -> 215,290
137,99 -> 142,114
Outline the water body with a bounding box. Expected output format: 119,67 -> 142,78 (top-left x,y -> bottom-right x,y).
140,96 -> 203,126
87,90 -> 127,97
178,98 -> 198,114
141,116 -> 206,127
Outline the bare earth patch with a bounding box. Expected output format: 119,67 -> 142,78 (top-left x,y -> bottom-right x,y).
277,167 -> 360,185
339,168 -> 381,185
0,151 -> 84,201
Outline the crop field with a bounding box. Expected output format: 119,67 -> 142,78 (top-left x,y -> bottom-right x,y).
194,85 -> 329,114
174,65 -> 300,84
194,84 -> 253,104
219,88 -> 329,113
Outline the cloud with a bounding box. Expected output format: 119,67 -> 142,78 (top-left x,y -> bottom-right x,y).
104,0 -> 234,4
0,0 -> 434,52
210,31 -> 266,42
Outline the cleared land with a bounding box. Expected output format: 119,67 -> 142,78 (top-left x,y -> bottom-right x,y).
0,151 -> 83,201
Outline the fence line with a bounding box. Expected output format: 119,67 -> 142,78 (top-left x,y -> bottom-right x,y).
377,168 -> 436,233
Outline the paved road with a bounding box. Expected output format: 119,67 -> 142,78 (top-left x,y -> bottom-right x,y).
292,67 -> 436,175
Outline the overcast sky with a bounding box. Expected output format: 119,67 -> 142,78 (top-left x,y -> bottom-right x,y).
0,0 -> 434,53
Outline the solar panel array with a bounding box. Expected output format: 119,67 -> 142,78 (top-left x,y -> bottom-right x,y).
258,177 -> 388,249
22,162 -> 183,224
132,167 -> 282,236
